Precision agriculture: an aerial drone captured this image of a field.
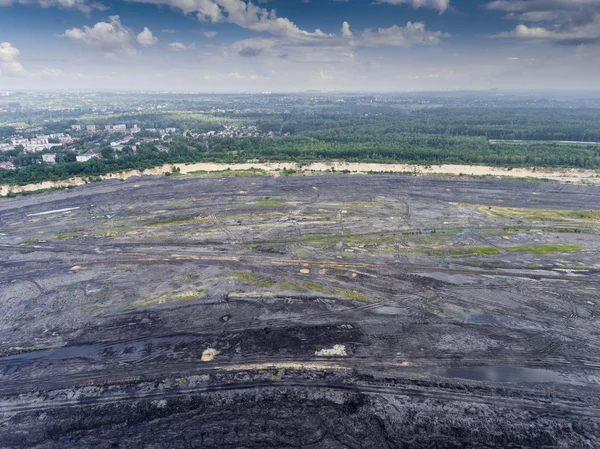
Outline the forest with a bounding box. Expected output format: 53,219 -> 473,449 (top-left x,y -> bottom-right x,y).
2,97 -> 600,186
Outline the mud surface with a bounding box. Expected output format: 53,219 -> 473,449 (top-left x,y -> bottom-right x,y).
1,174 -> 600,448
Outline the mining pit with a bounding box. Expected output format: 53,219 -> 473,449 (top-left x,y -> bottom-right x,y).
1,174 -> 600,448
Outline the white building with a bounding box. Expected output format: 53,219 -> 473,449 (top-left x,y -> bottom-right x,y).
113,124 -> 127,132
11,137 -> 28,146
86,125 -> 96,133
71,125 -> 82,131
42,154 -> 56,165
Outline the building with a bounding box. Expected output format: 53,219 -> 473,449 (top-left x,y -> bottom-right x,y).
76,148 -> 102,162
42,154 -> 56,165
113,124 -> 127,133
105,125 -> 112,131
131,125 -> 140,133
0,161 -> 15,170
30,136 -> 49,146
11,137 -> 28,146
71,125 -> 82,131
59,136 -> 76,144
0,144 -> 13,152
86,125 -> 96,133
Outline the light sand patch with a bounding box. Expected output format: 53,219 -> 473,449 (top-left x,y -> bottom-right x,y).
222,362 -> 349,372
4,161 -> 600,197
299,269 -> 310,274
201,348 -> 217,362
315,344 -> 347,357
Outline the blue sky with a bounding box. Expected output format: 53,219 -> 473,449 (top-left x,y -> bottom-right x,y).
0,0 -> 598,91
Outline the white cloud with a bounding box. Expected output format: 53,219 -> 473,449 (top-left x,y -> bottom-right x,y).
0,42 -> 25,77
341,21 -> 353,38
491,20 -> 600,45
168,41 -> 195,50
486,0 -> 600,45
60,16 -> 157,56
0,0 -> 106,14
137,27 -> 158,46
128,0 -> 334,41
378,0 -> 450,14
39,68 -> 65,77
360,22 -> 450,47
203,31 -> 218,38
204,71 -> 269,81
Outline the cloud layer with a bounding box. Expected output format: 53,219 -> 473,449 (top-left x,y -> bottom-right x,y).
0,0 -> 105,14
488,0 -> 600,45
0,42 -> 25,76
61,16 -> 157,56
379,0 -> 450,14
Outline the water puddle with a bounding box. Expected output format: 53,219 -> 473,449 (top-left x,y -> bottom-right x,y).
428,366 -> 589,385
416,272 -> 478,285
463,312 -> 500,325
0,335 -> 200,375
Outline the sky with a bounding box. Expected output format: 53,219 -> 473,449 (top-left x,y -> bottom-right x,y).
0,0 -> 599,91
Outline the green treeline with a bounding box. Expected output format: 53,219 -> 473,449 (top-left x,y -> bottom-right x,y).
2,107 -> 600,186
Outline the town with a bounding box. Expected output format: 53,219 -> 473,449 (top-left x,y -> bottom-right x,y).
0,121 -> 267,170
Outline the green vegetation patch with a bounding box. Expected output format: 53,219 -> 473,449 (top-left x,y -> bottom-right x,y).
255,199 -> 286,207
329,288 -> 370,302
428,247 -> 502,257
278,281 -> 304,291
303,282 -> 326,293
474,205 -> 600,223
507,245 -> 584,254
185,168 -> 269,178
343,202 -> 384,208
94,285 -> 109,299
233,272 -> 258,282
18,238 -> 44,244
55,232 -> 86,239
257,279 -> 276,288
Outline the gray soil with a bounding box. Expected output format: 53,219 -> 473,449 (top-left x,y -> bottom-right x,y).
1,174 -> 600,448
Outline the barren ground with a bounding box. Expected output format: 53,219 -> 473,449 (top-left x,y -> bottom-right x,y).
1,174 -> 600,448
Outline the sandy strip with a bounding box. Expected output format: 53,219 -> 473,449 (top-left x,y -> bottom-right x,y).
2,161 -> 600,196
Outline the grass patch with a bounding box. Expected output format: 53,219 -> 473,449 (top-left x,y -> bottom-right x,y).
343,202 -> 384,208
472,205 -> 600,223
329,288 -> 370,302
55,232 -> 86,239
507,244 -> 584,254
184,168 -> 269,178
278,281 -> 304,291
303,282 -> 326,293
18,238 -> 43,244
301,232 -> 395,247
257,279 -> 275,288
233,272 -> 258,282
428,247 -> 502,257
255,200 -> 285,207
94,285 -> 109,299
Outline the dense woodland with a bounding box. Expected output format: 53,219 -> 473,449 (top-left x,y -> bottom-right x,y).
2,98 -> 600,186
